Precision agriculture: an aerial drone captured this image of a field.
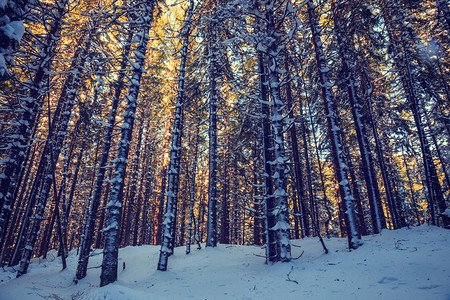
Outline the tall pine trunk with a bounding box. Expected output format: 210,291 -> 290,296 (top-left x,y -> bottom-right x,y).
157,0 -> 193,271
100,1 -> 155,286
332,1 -> 386,233
262,1 -> 292,262
257,48 -> 277,262
186,116 -> 200,254
74,31 -> 133,281
206,14 -> 219,248
307,0 -> 361,249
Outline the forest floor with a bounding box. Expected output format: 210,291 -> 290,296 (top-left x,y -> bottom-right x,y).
0,224 -> 449,299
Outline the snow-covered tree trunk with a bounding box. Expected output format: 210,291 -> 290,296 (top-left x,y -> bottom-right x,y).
157,0 -> 194,270
307,0 -> 362,249
261,1 -> 292,262
100,0 -> 155,286
360,67 -> 399,229
206,14 -> 219,249
0,0 -> 68,239
343,142 -> 368,235
75,31 -> 134,282
332,1 -> 386,234
257,51 -> 278,262
252,140 -> 263,246
186,116 -> 200,255
284,53 -> 309,239
139,141 -> 155,245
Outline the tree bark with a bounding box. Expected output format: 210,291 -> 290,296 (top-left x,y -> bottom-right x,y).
186,116 -> 200,254
332,1 -> 386,233
74,32 -> 133,281
157,0 -> 193,270
206,14 -> 219,248
307,0 -> 361,249
100,1 -> 155,286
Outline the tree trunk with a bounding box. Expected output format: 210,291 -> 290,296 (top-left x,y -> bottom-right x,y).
332,1 -> 386,233
263,2 -> 292,261
157,0 -> 193,271
343,143 -> 368,236
284,52 -> 309,238
206,15 -> 219,249
100,1 -> 155,286
307,0 -> 361,249
256,40 -> 276,262
186,116 -> 200,254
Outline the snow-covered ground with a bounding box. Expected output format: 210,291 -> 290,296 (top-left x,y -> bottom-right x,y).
1,225 -> 449,300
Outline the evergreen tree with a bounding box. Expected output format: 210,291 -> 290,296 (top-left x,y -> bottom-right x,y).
307,0 -> 362,249
100,0 -> 156,286
157,0 -> 194,271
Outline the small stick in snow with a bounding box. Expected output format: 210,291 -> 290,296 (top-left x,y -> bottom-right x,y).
253,253 -> 267,258
286,266 -> 298,284
292,250 -> 304,260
